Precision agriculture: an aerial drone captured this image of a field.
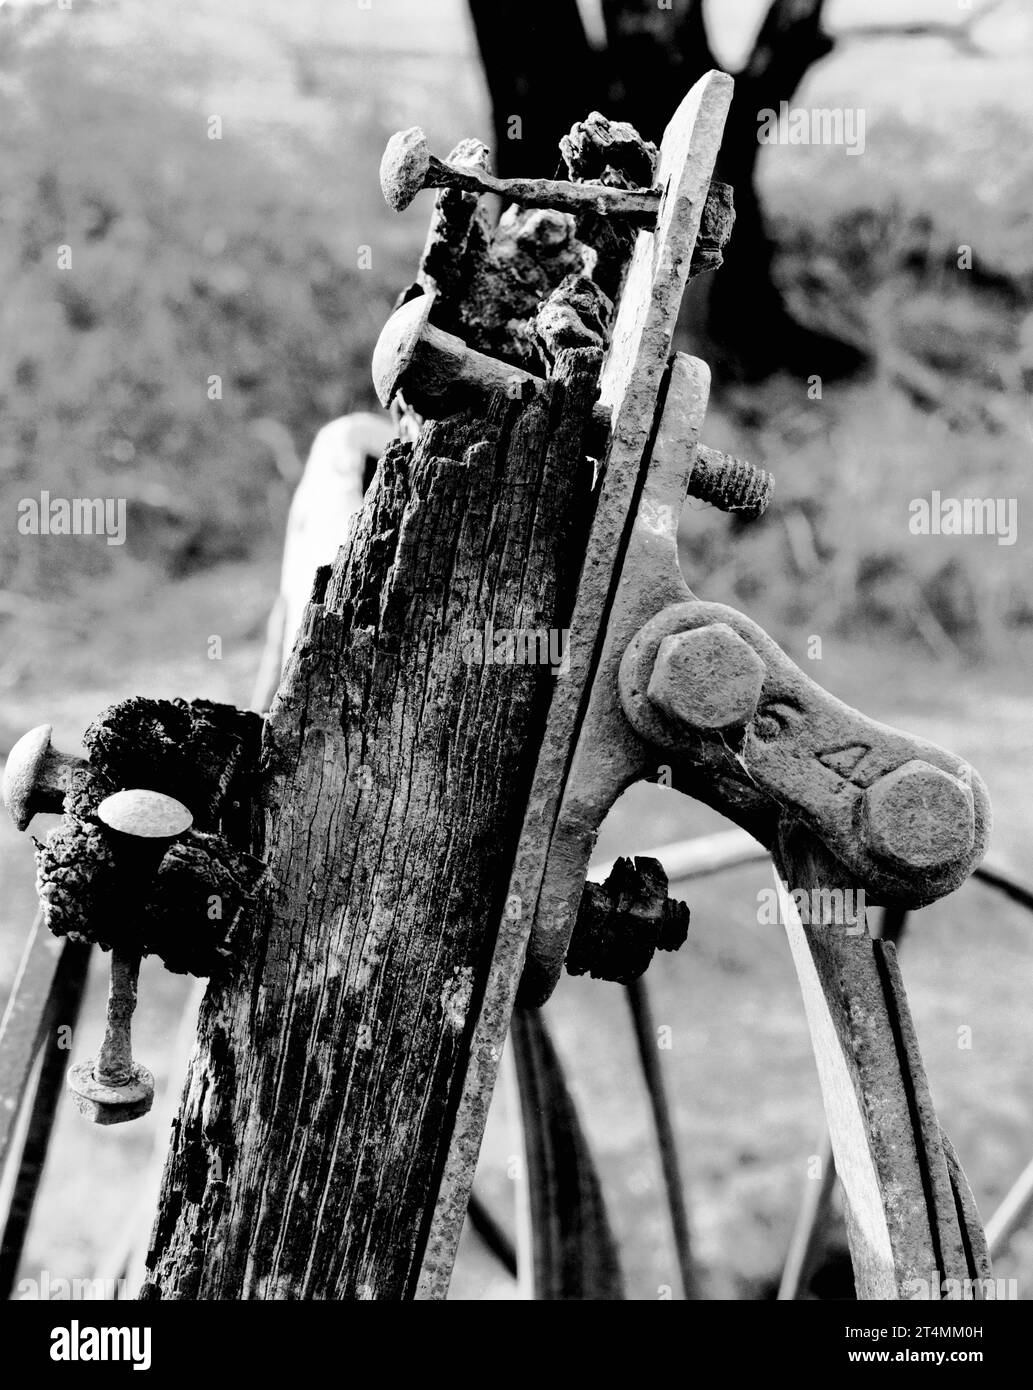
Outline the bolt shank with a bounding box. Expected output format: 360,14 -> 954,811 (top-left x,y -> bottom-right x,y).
95,948 -> 141,1087
410,322 -> 538,415
427,159 -> 660,225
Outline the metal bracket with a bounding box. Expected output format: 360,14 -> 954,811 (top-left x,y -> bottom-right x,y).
416,67 -> 992,1302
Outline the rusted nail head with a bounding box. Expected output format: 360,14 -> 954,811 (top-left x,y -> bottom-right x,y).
97,789 -> 193,841
372,293 -> 435,406
380,126 -> 432,211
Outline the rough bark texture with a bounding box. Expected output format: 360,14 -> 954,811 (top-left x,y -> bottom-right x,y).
141,348 -> 600,1300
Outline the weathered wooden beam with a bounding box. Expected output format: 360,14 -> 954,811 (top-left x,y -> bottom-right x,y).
251,406 -> 619,1300
142,347 -> 601,1300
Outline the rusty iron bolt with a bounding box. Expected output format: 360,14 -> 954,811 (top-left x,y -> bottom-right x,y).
690,446 -> 773,521
586,407 -> 772,519
2,724 -> 87,831
380,126 -> 660,225
373,294 -> 542,417
647,624 -> 766,733
66,949 -> 154,1126
861,760 -> 975,873
66,788 -> 193,1126
566,855 -> 689,985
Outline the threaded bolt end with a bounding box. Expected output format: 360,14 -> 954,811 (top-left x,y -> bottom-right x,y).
689,445 -> 774,520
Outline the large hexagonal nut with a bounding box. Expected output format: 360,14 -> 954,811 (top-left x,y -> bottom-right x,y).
646,623 -> 766,733
66,1060 -> 154,1126
861,760 -> 975,873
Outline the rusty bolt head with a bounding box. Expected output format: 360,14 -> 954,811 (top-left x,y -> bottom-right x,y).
66,1059 -> 154,1125
646,624 -> 766,733
861,760 -> 975,872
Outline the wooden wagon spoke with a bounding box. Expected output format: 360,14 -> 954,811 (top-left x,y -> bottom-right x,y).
590,827 -> 769,889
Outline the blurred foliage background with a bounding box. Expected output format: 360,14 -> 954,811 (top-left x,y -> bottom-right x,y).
1,0 -> 1031,654
1,0 -> 1031,1300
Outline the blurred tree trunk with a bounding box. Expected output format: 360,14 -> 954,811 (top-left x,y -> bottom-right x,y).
467,0 -> 867,381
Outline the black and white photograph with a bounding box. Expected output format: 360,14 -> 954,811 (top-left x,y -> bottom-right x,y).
0,0 -> 1030,1355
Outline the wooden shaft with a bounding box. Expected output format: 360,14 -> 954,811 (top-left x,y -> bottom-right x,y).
144,349 -> 603,1301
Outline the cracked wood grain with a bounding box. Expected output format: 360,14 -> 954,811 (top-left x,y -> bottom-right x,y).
141,348 -> 600,1300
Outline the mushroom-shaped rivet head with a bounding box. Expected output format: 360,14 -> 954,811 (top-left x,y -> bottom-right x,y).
3,723 -> 54,831
380,126 -> 432,211
372,294 -> 435,407
97,788 -> 193,840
